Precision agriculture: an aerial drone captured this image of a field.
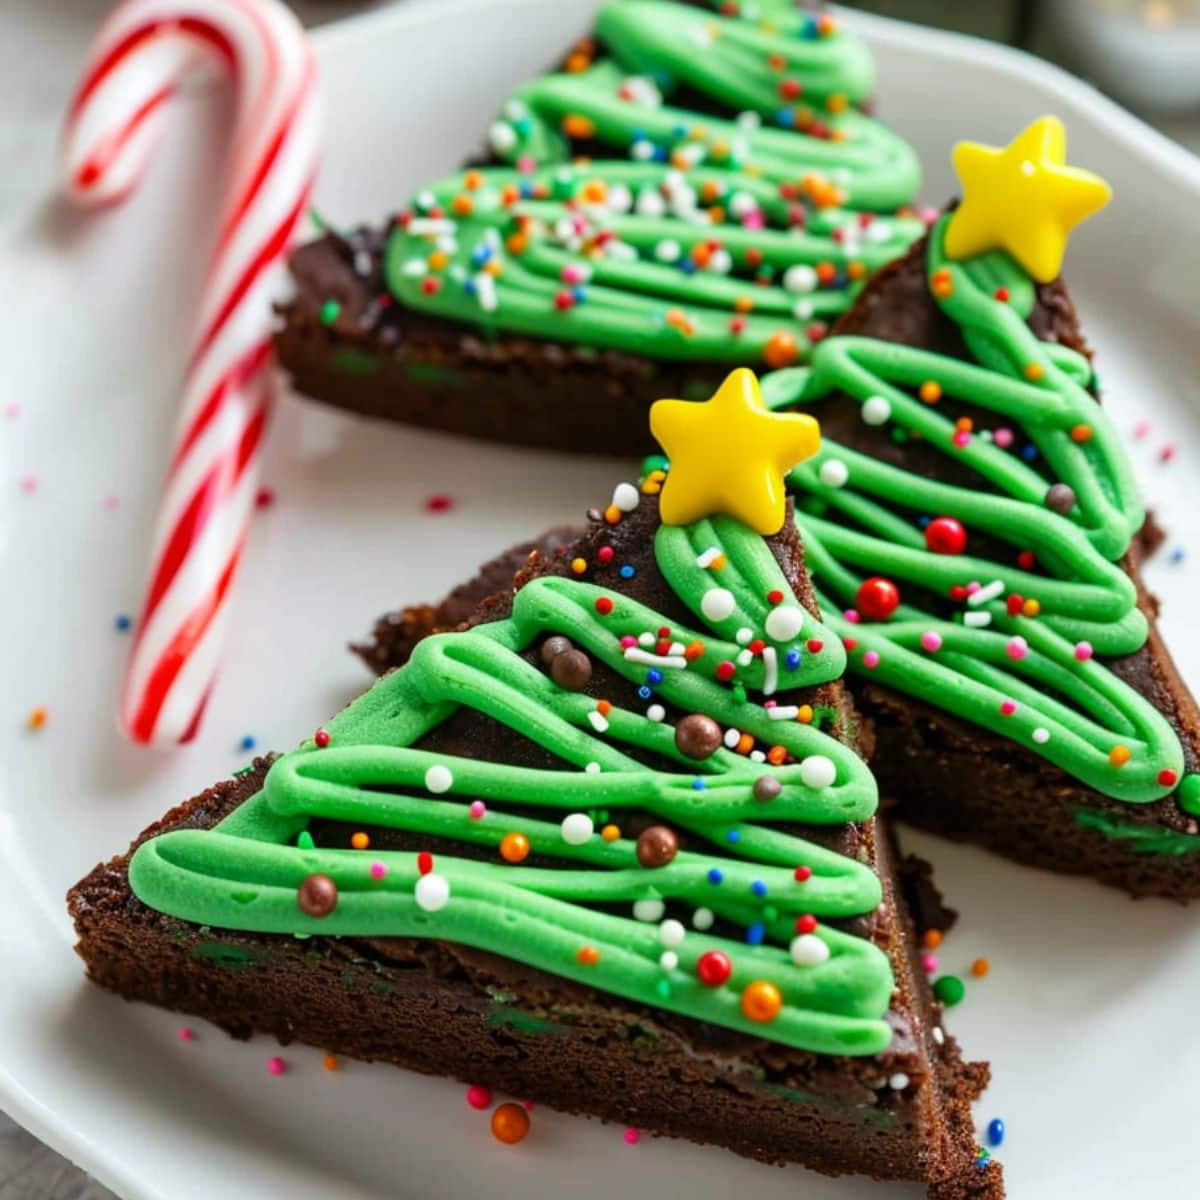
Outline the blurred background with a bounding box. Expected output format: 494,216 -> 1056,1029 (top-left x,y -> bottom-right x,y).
3,0 -> 1199,1195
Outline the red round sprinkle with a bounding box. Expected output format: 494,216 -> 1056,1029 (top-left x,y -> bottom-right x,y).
794,865 -> 813,882
314,728 -> 331,748
595,597 -> 614,615
925,516 -> 967,555
696,949 -> 733,987
424,493 -> 454,513
994,287 -> 1010,302
855,577 -> 900,622
796,914 -> 818,934
1017,550 -> 1036,570
658,627 -> 671,638
1006,594 -> 1024,616
715,661 -> 736,682
806,639 -> 823,653
417,851 -> 434,876
748,639 -> 766,655
843,637 -> 858,651
466,1084 -> 492,1109
1159,768 -> 1179,787
949,585 -> 968,602
420,277 -> 440,295
254,486 -> 275,508
767,590 -> 784,605
597,545 -> 615,564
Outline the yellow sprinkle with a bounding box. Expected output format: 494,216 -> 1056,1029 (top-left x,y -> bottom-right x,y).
709,553 -> 727,570
826,92 -> 848,115
1110,745 -> 1132,767
919,381 -> 942,404
571,557 -> 588,575
797,705 -> 814,725
1022,598 -> 1041,617
603,504 -> 622,525
601,824 -> 621,842
1025,362 -> 1044,381
350,831 -> 370,850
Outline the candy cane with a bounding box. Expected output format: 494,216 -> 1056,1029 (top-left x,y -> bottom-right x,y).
61,0 -> 320,744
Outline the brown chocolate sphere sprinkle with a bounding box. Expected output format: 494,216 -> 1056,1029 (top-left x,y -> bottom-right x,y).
551,648 -> 592,691
753,775 -> 782,804
297,873 -> 338,918
674,713 -> 723,760
1045,483 -> 1076,514
540,635 -> 572,664
636,825 -> 679,868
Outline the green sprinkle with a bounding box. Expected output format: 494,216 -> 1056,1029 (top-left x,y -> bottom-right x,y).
934,974 -> 965,1006
1179,773 -> 1200,817
297,830 -> 316,850
319,298 -> 342,326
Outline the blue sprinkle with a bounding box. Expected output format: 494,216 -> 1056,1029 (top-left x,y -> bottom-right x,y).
514,117 -> 532,135
470,245 -> 492,266
114,613 -> 132,632
679,259 -> 697,276
672,123 -> 687,139
986,1118 -> 1005,1148
775,107 -> 794,128
1169,546 -> 1186,565
751,880 -> 768,898
519,182 -> 534,199
725,829 -> 741,845
619,564 -> 635,579
637,685 -> 652,700
631,128 -> 646,141
746,922 -> 765,945
692,778 -> 707,791
653,145 -> 668,162
239,734 -> 257,752
785,649 -> 802,671
917,514 -> 931,528
646,669 -> 663,685
572,286 -> 588,303
1020,444 -> 1038,462
463,279 -> 477,296
803,15 -> 819,37
707,867 -> 724,885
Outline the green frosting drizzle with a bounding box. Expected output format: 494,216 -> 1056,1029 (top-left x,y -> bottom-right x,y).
383,0 -> 922,364
130,509 -> 894,1055
761,215 -> 1185,806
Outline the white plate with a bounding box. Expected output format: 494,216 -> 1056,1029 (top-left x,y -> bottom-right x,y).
2,2 -> 1199,1197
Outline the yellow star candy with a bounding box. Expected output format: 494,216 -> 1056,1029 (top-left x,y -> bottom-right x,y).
944,116 -> 1111,283
650,368 -> 820,536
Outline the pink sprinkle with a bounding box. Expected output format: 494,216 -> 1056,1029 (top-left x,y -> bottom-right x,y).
764,699 -> 777,710
267,1056 -> 287,1076
921,953 -> 938,974
517,154 -> 536,174
1133,418 -> 1152,440
1074,641 -> 1093,662
522,1100 -> 536,1111
369,860 -> 388,880
862,650 -> 881,669
620,635 -> 637,649
19,474 -> 37,494
3,402 -> 20,419
623,1127 -> 641,1145
993,428 -> 1014,449
920,631 -> 943,652
951,431 -> 971,448
1160,443 -> 1177,464
561,264 -> 585,285
466,1084 -> 492,1109
918,205 -> 939,228
469,800 -> 486,820
1006,636 -> 1029,661
843,609 -> 861,624
742,210 -> 765,231
102,492 -> 119,510
424,493 -> 454,513
178,1027 -> 195,1042
1000,699 -> 1017,716
965,581 -> 981,595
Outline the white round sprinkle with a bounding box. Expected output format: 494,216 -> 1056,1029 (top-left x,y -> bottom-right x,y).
932,1026 -> 945,1045
819,459 -> 850,488
646,704 -> 666,723
692,906 -> 715,931
638,631 -> 655,647
729,191 -> 757,218
784,264 -> 818,294
799,755 -> 837,790
659,951 -> 679,971
735,627 -> 753,646
708,249 -> 733,275
749,750 -> 766,764
636,187 -> 666,216
889,1073 -> 910,1091
585,761 -> 602,773
790,933 -> 831,966
861,395 -> 892,426
723,727 -> 741,749
424,765 -> 453,794
415,873 -> 450,912
1032,727 -> 1050,745
659,918 -> 686,948
654,238 -> 681,263
612,482 -> 640,512
561,813 -> 594,844
765,606 -> 804,642
701,587 -> 736,622
488,121 -> 517,155
736,648 -> 753,667
792,298 -> 814,321
634,898 -> 665,923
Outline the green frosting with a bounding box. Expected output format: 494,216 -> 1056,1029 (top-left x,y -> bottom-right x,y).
1076,809 -> 1200,856
130,509 -> 894,1056
761,215 -> 1186,808
383,0 -> 922,364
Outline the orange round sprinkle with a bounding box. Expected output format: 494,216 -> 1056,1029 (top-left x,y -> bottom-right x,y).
1024,362 -> 1044,381
796,705 -> 814,725
451,195 -> 473,217
463,170 -> 483,191
27,707 -> 47,731
955,417 -> 974,433
922,929 -> 943,950
919,381 -> 942,404
740,980 -> 783,1023
708,553 -> 727,570
734,295 -> 754,314
505,232 -> 529,255
427,250 -> 449,271
826,92 -> 848,115
565,51 -> 591,73
500,832 -> 531,863
707,205 -> 726,225
597,700 -> 613,716
816,261 -> 836,285
603,504 -> 622,525
570,557 -> 587,575
577,945 -> 601,966
562,113 -> 596,139
581,180 -> 607,204
1071,424 -> 1094,443
764,331 -> 799,368
736,732 -> 755,755
818,14 -> 837,35
323,1054 -> 340,1071
1022,598 -> 1041,617
491,1102 -> 531,1145
1110,744 -> 1132,767
350,831 -> 370,851
971,958 -> 990,978
847,261 -> 867,281
767,745 -> 788,766
691,243 -> 713,268
684,640 -> 706,661
710,139 -> 729,159
601,824 -> 621,842
500,184 -> 519,207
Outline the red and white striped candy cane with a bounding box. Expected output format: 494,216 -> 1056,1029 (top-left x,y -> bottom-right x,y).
61,0 -> 320,744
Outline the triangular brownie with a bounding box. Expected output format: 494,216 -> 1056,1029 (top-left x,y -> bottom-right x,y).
276,0 -> 923,452
70,375 -> 1000,1198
